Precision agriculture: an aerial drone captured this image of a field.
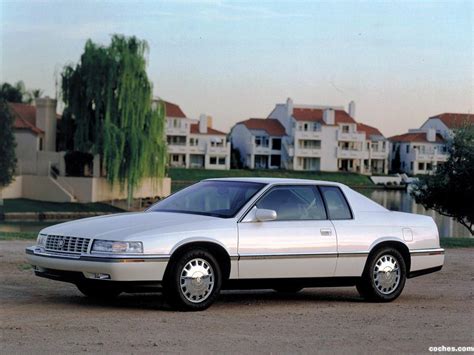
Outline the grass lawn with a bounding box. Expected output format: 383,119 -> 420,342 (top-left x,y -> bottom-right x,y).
168,168 -> 373,192
1,231 -> 472,248
0,198 -> 124,214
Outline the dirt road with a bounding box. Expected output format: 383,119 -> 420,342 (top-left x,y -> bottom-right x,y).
1,241 -> 472,353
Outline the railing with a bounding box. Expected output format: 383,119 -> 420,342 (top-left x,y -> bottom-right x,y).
48,162 -> 76,201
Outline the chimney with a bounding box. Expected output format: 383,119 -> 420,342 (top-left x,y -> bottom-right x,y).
348,100 -> 356,118
427,128 -> 436,142
323,108 -> 335,125
199,114 -> 207,134
207,115 -> 213,129
35,97 -> 57,151
286,97 -> 293,118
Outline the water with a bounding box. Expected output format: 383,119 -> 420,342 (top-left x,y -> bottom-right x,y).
358,189 -> 471,238
0,190 -> 470,237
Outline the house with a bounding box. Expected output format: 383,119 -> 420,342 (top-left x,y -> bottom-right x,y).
2,97 -> 170,202
419,113 -> 474,139
264,98 -> 389,174
163,100 -> 231,170
230,118 -> 285,169
389,129 -> 448,175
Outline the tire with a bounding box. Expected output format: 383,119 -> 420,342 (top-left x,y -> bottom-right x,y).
163,248 -> 222,311
357,247 -> 406,302
76,283 -> 122,299
273,285 -> 303,293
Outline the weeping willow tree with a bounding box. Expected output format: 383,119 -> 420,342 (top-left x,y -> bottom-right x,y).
61,35 -> 167,203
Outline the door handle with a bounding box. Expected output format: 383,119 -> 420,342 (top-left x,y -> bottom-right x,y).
320,228 -> 332,236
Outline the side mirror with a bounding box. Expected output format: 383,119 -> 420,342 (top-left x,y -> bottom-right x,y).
255,208 -> 277,222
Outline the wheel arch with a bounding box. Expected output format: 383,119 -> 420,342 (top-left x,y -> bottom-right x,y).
366,239 -> 411,273
165,239 -> 232,281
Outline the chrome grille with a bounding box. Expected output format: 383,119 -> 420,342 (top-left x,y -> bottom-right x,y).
45,235 -> 91,254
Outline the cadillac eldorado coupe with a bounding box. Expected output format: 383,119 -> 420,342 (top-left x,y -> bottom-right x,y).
26,178 -> 444,311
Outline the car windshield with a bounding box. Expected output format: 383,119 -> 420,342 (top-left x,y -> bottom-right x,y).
148,180 -> 266,218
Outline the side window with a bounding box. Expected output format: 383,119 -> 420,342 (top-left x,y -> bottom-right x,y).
256,185 -> 327,221
319,186 -> 352,220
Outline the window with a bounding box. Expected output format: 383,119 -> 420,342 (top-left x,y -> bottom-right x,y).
271,138 -> 281,150
150,181 -> 265,218
256,185 -> 327,221
255,136 -> 269,147
210,157 -> 217,164
406,145 -> 410,153
320,186 -> 352,220
270,155 -> 281,167
313,122 -> 321,131
410,162 -> 413,171
342,125 -> 349,133
303,123 -> 309,132
418,162 -> 425,170
189,138 -> 198,146
218,157 -> 226,165
427,163 -> 433,170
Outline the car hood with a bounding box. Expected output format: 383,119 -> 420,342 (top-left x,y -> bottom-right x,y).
39,212 -> 225,240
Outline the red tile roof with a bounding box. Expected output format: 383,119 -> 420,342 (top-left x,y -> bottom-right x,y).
389,132 -> 444,143
162,100 -> 186,118
239,118 -> 286,136
356,123 -> 384,138
292,108 -> 356,125
8,103 -> 43,135
190,123 -> 226,136
429,113 -> 474,129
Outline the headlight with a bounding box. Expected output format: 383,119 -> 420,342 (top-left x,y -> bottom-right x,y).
37,233 -> 47,246
91,240 -> 143,254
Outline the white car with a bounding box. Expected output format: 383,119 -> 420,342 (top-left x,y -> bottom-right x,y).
26,178 -> 444,311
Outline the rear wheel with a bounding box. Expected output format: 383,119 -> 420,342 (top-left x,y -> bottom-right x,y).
76,283 -> 122,299
357,247 -> 406,302
163,248 -> 222,311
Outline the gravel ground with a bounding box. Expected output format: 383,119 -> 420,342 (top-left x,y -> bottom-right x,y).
1,240 -> 473,354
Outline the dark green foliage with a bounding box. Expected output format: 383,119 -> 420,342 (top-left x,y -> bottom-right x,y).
64,151 -> 94,177
61,35 -> 167,201
391,145 -> 401,173
411,124 -> 474,235
0,100 -> 17,187
0,81 -> 43,103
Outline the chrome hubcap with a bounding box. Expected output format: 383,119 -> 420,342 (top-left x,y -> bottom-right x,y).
180,258 -> 214,303
373,254 -> 400,295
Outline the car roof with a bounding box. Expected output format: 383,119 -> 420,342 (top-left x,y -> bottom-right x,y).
204,177 -> 346,187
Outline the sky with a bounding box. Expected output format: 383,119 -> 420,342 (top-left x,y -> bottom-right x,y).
1,0 -> 472,136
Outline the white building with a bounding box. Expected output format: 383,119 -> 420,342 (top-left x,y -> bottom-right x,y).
420,113 -> 474,139
389,129 -> 448,175
388,112 -> 473,175
230,118 -> 285,169
163,100 -> 231,170
258,98 -> 390,174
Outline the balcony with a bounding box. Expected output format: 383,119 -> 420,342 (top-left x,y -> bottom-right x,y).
337,131 -> 366,142
294,147 -> 323,157
166,126 -> 189,135
414,150 -> 448,162
294,130 -> 323,140
207,144 -> 229,155
370,150 -> 389,160
167,144 -> 188,154
337,148 -> 368,159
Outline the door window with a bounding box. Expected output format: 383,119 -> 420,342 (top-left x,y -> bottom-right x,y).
319,186 -> 352,220
256,185 -> 327,220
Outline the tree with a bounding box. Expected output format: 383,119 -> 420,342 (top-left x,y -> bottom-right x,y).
0,82 -> 24,103
61,35 -> 167,204
411,125 -> 474,235
0,81 -> 43,104
0,100 -> 17,205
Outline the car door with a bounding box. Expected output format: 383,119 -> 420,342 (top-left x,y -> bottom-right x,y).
237,184 -> 337,279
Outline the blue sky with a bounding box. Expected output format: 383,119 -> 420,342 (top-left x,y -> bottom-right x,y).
1,0 -> 472,135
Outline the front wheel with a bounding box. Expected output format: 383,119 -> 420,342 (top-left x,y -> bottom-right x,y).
163,248 -> 222,311
357,247 -> 406,302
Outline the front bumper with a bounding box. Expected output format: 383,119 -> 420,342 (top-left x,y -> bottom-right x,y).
26,246 -> 169,282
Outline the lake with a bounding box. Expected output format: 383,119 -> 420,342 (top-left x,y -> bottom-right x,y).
0,189 -> 470,237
